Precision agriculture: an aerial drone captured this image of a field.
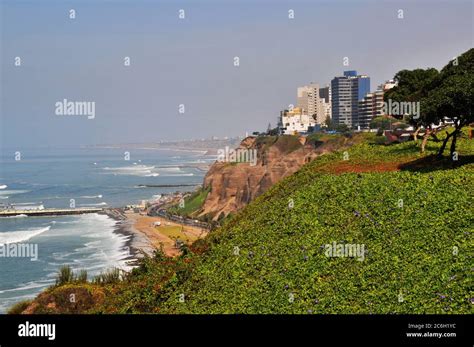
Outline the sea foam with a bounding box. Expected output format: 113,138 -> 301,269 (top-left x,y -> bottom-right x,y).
0,226 -> 51,244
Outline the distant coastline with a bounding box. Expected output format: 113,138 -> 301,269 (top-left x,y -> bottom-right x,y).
84,137 -> 242,157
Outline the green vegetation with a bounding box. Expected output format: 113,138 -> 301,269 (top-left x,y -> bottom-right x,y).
158,225 -> 197,243
152,132 -> 472,314
369,115 -> 408,131
324,115 -> 351,133
56,265 -> 74,286
272,135 -> 303,154
94,268 -> 122,285
168,187 -> 210,217
77,270 -> 88,283
20,131 -> 472,314
385,48 -> 474,156
255,135 -> 302,154
7,300 -> 33,314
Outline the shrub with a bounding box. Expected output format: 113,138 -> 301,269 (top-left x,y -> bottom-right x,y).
94,268 -> 122,285
56,265 -> 74,286
77,270 -> 88,283
7,300 -> 32,314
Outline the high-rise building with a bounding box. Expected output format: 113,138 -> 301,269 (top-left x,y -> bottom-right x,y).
319,85 -> 332,123
297,83 -> 330,125
297,83 -> 320,118
358,90 -> 384,129
319,86 -> 330,103
331,71 -> 370,128
357,80 -> 396,129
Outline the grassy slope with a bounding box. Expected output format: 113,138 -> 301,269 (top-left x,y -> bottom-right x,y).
167,187 -> 210,217
156,132 -> 473,314
17,132 -> 474,314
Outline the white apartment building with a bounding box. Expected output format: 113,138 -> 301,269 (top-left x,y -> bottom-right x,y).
279,107 -> 316,135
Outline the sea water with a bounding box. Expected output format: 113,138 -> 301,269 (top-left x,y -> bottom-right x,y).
0,147 -> 212,312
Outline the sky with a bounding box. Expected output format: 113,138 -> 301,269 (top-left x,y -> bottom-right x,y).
0,0 -> 472,147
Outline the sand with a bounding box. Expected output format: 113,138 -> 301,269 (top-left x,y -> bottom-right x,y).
125,211 -> 208,257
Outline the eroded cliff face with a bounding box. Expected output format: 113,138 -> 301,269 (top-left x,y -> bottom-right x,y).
199,135 -> 355,220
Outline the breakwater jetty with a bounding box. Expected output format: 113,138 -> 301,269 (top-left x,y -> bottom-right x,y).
0,208 -> 103,217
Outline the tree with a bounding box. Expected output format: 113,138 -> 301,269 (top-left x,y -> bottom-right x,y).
267,127 -> 279,136
385,48 -> 474,157
324,115 -> 331,128
369,115 -> 405,131
324,117 -> 350,133
423,48 -> 474,158
384,68 -> 440,151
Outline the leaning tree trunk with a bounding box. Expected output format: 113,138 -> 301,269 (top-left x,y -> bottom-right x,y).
438,131 -> 454,157
430,132 -> 440,142
421,129 -> 430,153
449,128 -> 460,160
413,126 -> 422,144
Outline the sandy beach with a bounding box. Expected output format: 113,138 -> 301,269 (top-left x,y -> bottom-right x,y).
107,208 -> 208,259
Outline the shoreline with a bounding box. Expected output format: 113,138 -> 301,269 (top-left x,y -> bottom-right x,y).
103,206 -> 209,261
102,209 -> 156,262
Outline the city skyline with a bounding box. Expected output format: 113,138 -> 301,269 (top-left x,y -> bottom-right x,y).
1,0 -> 472,147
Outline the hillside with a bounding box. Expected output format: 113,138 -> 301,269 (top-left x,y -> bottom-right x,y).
187,134 -> 367,220
14,131 -> 473,314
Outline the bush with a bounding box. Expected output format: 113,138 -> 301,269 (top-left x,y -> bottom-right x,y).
7,299 -> 32,314
94,268 -> 122,285
77,270 -> 88,283
56,265 -> 74,286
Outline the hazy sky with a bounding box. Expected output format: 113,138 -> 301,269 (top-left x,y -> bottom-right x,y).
1,0 -> 472,147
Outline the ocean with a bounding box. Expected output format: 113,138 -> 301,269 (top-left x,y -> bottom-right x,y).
0,147 -> 212,313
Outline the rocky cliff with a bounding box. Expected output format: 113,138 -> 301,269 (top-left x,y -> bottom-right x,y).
199,134 -> 360,220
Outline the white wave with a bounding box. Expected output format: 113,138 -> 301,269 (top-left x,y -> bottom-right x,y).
156,167 -> 182,172
53,220 -> 78,225
79,194 -> 103,199
0,190 -> 30,196
102,165 -> 159,177
145,173 -> 160,177
0,279 -> 53,294
103,165 -> 155,171
40,196 -> 63,200
0,213 -> 134,313
0,226 -> 51,244
160,173 -> 194,177
0,185 -> 7,190
3,214 -> 28,219
78,202 -> 108,207
0,196 -> 8,199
